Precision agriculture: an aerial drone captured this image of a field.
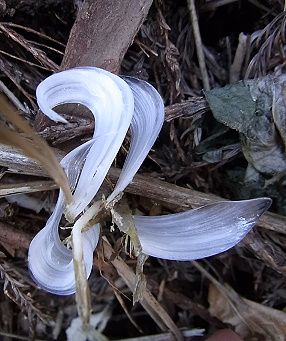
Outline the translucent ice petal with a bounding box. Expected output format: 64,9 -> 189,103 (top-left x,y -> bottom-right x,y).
29,67 -> 164,294
135,198 -> 272,260
108,77 -> 164,201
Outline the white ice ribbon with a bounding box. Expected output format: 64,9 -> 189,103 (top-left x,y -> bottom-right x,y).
28,67 -> 165,294
28,67 -> 271,295
135,198 -> 271,260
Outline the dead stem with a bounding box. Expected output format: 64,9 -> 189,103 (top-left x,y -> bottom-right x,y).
187,0 -> 210,90
0,145 -> 285,236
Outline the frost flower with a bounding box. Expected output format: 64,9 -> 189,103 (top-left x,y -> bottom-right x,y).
28,67 -> 271,295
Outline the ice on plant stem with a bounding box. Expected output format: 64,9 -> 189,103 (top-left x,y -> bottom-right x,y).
28,67 -> 272,295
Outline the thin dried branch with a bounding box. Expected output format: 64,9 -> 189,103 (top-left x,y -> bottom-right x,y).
0,145 -> 285,235
0,49 -> 53,71
0,79 -> 28,113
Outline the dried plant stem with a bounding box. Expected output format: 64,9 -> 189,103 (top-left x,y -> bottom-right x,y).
0,180 -> 57,197
2,22 -> 66,47
187,0 -> 210,90
0,331 -> 46,341
0,23 -> 58,71
0,145 -> 285,236
0,49 -> 52,71
230,33 -> 248,83
71,201 -> 102,329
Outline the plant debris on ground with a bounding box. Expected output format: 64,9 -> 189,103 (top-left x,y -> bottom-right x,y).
0,0 -> 286,340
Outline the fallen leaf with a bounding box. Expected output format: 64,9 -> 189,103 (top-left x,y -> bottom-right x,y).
205,75 -> 286,176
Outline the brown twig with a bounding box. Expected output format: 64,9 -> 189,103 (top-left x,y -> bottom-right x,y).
164,96 -> 208,121
0,145 -> 285,236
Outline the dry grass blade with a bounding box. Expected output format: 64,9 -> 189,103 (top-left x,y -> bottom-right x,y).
245,11 -> 286,78
0,93 -> 72,203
